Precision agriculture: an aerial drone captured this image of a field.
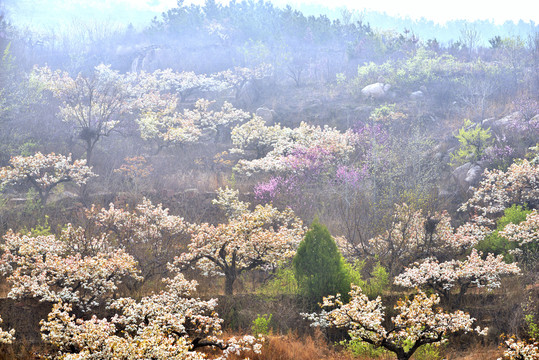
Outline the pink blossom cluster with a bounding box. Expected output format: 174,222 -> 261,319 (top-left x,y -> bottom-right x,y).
336,164 -> 368,187
233,121 -> 358,175
254,176 -> 283,200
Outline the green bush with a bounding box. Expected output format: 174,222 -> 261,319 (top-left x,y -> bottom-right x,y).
342,338 -> 388,357
408,342 -> 444,360
293,219 -> 351,306
450,119 -> 493,166
257,266 -> 298,297
251,314 -> 272,336
475,204 -> 530,262
345,260 -> 389,299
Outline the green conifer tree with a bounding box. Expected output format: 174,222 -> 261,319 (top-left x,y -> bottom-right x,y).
293,219 -> 351,306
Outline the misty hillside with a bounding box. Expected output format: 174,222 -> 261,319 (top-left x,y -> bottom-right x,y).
0,1 -> 538,359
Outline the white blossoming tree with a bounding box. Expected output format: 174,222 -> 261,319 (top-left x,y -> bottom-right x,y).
230,116 -> 285,158
0,230 -> 141,311
176,187 -> 304,295
231,121 -> 358,175
133,68 -> 226,102
394,249 -> 521,306
368,203 -> 485,275
32,64 -> 133,165
498,337 -> 539,360
306,286 -> 487,360
137,97 -> 251,152
216,64 -> 273,100
90,198 -> 190,280
459,159 -> 539,226
40,272 -> 262,360
0,316 -> 14,344
0,152 -> 97,204
500,209 -> 539,269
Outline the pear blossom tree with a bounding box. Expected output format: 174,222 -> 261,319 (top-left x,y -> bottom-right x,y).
368,203 -> 485,275
0,152 -> 97,204
498,337 -> 539,360
32,64 -> 133,165
460,159 -> 539,226
230,116 -> 285,158
394,249 -> 521,306
134,68 -> 227,102
232,121 -> 358,175
305,286 -> 487,360
0,230 -> 141,311
137,97 -> 251,152
90,198 -> 191,280
176,187 -> 305,295
40,272 -> 262,360
0,316 -> 14,344
231,120 -> 360,221
216,64 -> 273,100
500,209 -> 539,247
499,209 -> 539,269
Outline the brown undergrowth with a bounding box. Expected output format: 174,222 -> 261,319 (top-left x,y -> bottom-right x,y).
225,331 -> 503,360
0,330 -> 504,360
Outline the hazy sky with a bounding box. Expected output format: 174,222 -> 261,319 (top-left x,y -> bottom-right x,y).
190,0 -> 538,24
3,0 -> 538,26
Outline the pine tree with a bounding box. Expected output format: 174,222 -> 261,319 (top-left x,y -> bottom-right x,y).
293,219 -> 350,306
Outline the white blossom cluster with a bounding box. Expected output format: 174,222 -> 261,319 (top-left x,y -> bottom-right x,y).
131,68 -> 227,101
137,98 -> 250,148
368,203 -> 483,273
0,316 -> 15,344
394,249 -> 521,295
215,64 -> 273,93
230,116 -> 286,157
307,286 -> 486,359
460,159 -> 539,226
0,152 -> 97,202
0,230 -> 141,311
498,337 -> 539,360
90,198 -> 190,278
40,272 -> 262,360
232,120 -> 359,175
32,64 -> 133,139
500,209 -> 539,246
211,186 -> 249,219
177,188 -> 304,293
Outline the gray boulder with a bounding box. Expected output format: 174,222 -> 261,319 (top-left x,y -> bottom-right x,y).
256,107 -> 275,124
483,112 -> 520,138
361,83 -> 391,99
453,162 -> 484,192
238,80 -> 259,107
410,90 -> 424,100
